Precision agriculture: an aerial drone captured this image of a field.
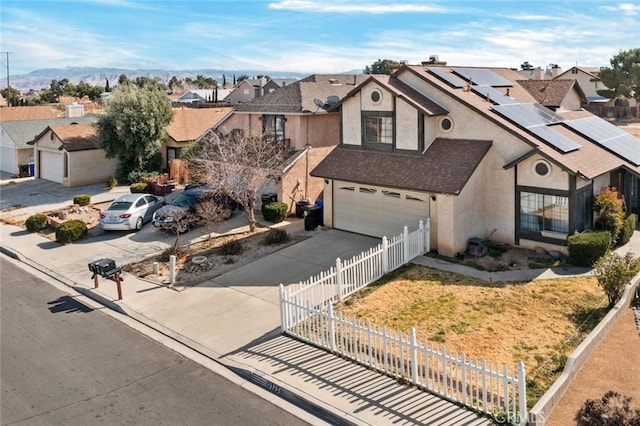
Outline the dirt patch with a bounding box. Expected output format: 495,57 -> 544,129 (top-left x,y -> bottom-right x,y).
123,229 -> 308,290
439,242 -> 564,272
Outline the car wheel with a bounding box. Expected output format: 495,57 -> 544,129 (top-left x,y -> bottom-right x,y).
134,217 -> 143,231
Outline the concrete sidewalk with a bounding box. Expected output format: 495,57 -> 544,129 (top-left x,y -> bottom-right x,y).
0,222 -> 492,425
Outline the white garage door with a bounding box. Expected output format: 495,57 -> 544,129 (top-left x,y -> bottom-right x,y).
333,181 -> 429,238
40,150 -> 64,183
1,145 -> 15,174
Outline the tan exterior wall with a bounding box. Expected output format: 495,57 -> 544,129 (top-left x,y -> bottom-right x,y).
306,114 -> 341,148
435,195 -> 455,255
577,176 -> 592,190
396,99 -> 417,150
360,83 -> 393,111
558,90 -> 583,111
342,93 -> 362,146
592,173 -> 610,195
322,179 -> 334,228
67,149 -> 118,187
518,155 -> 569,190
226,80 -> 256,104
280,146 -> 335,213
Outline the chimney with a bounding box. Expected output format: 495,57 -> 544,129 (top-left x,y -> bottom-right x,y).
422,55 -> 447,66
551,64 -> 561,78
533,67 -> 545,80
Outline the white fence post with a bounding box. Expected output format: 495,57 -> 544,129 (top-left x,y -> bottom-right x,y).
410,327 -> 418,385
518,361 -> 527,426
169,255 -> 176,285
425,218 -> 431,253
279,284 -> 286,333
336,257 -> 343,301
328,304 -> 336,352
382,237 -> 389,273
403,226 -> 409,263
418,220 -> 425,255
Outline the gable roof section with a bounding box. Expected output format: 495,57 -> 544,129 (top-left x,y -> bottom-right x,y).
48,124 -> 100,151
555,66 -> 601,80
516,79 -> 586,107
0,106 -> 60,121
311,138 -> 492,195
3,115 -> 98,148
234,74 -> 369,114
166,107 -> 233,142
399,65 -> 640,178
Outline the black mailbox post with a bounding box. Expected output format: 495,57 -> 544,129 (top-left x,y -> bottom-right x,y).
88,258 -> 123,299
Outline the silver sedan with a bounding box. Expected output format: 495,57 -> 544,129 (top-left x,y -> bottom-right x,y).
99,193 -> 164,231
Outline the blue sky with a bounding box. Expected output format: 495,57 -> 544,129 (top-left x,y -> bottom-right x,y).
1,0 -> 639,76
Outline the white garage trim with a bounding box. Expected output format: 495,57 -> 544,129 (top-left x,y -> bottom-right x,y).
333,180 -> 429,238
1,145 -> 16,175
39,150 -> 64,183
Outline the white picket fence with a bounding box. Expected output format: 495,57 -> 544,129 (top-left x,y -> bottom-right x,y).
279,220 -> 528,425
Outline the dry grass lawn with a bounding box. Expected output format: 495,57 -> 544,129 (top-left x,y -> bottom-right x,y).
336,264 -> 608,404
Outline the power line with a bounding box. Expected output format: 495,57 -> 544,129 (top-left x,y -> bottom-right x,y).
1,52 -> 13,106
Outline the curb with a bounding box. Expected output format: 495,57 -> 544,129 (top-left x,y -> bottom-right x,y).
0,243 -> 359,426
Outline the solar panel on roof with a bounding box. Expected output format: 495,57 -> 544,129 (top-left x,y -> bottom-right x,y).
492,103 -> 580,153
452,68 -> 513,87
492,103 -> 565,128
470,85 -> 518,105
565,116 -> 640,166
528,125 -> 580,153
427,67 -> 465,88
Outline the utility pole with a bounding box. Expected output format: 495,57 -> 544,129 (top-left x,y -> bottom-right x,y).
1,52 -> 13,106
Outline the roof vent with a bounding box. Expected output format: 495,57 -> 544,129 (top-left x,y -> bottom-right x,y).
423,55 -> 447,66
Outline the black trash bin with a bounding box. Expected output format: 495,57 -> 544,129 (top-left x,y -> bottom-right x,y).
296,200 -> 311,218
304,205 -> 323,231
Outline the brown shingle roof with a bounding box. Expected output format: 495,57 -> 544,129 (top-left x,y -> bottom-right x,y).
234,74 -> 369,114
166,107 -> 233,142
0,106 -> 60,121
516,79 -> 580,107
311,138 -> 492,194
49,124 -> 99,151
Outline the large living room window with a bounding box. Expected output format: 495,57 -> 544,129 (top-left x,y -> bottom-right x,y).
520,191 -> 569,234
363,112 -> 393,146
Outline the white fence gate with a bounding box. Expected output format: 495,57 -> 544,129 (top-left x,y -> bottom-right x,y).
279,220 -> 528,425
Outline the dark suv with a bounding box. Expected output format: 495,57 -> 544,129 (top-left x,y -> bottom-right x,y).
152,185 -> 236,232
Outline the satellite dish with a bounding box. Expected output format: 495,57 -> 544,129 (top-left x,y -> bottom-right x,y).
313,98 -> 325,108
326,95 -> 340,106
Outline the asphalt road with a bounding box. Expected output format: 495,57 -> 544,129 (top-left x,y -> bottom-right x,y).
0,257 -> 310,426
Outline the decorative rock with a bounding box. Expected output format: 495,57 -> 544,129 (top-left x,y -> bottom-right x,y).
192,255 -> 208,265
534,246 -> 547,255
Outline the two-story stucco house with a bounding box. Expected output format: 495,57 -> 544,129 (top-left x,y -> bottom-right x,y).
311,64 -> 640,257
218,74 -> 368,211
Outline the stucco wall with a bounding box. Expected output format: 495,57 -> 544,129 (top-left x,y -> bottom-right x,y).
342,93 -> 362,146
435,195 -> 456,255
518,155 -> 568,190
558,90 -> 583,111
592,173 -> 611,195
396,100 -> 417,150
323,179 -> 334,228
67,149 -> 118,187
307,114 -> 341,148
280,146 -> 335,213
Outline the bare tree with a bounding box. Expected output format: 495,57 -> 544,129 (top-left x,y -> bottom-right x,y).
186,130 -> 286,232
195,194 -> 235,246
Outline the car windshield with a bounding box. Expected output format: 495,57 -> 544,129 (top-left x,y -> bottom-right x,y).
108,201 -> 133,210
171,193 -> 196,208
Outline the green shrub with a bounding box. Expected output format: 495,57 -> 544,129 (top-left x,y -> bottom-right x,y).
130,182 -> 148,193
567,231 -> 611,267
593,252 -> 640,307
55,219 -> 87,244
105,176 -> 117,189
261,228 -> 290,245
220,240 -> 244,256
73,194 -> 91,206
593,188 -> 625,245
25,213 -> 48,232
262,202 -> 288,223
618,214 -> 636,246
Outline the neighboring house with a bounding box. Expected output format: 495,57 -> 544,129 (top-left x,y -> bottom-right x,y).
224,79 -> 259,104
173,89 -> 232,104
163,106 -> 233,172
1,115 -> 96,176
31,123 -> 117,187
0,105 -> 60,121
311,64 -> 640,256
554,66 -> 609,105
218,74 -> 368,210
262,78 -> 298,95
516,79 -> 587,111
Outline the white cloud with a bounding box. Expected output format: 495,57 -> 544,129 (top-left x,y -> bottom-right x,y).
508,14 -> 564,21
268,0 -> 448,14
601,3 -> 639,15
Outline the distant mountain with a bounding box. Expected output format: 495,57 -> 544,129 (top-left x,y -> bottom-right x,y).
10,67 -> 358,91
